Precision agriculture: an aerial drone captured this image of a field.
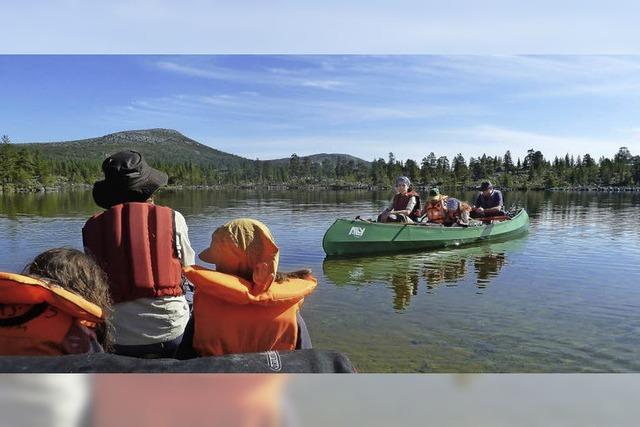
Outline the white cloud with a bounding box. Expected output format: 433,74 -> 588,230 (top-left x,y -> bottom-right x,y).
301,80 -> 346,90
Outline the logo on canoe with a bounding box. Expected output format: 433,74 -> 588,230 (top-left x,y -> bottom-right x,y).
348,226 -> 366,238
265,350 -> 282,372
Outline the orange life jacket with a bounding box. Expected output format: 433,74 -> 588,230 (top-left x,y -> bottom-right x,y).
83,202 -> 183,304
426,197 -> 447,223
0,272 -> 103,356
392,190 -> 421,220
184,265 -> 317,356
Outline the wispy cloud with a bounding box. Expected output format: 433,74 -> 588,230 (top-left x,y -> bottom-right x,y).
109,91 -> 485,128
155,59 -> 352,92
301,80 -> 346,90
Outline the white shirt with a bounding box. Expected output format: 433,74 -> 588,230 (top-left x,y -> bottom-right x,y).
112,210 -> 195,346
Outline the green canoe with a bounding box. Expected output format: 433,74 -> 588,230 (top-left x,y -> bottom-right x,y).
322,208 -> 529,256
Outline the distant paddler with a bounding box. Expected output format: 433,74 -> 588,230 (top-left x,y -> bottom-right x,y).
377,176 -> 421,223
423,188 -> 448,224
472,181 -> 504,217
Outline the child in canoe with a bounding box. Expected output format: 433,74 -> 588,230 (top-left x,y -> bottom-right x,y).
378,176 -> 421,223
0,248 -> 112,355
182,218 -> 317,357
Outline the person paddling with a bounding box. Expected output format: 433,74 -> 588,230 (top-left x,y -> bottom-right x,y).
0,248 -> 112,355
83,150 -> 195,359
472,181 -> 504,218
183,218 -> 316,357
378,176 -> 421,223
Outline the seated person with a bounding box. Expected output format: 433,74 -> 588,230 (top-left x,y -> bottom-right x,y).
183,218 -> 317,357
377,176 -> 421,223
472,181 -> 504,218
0,248 -> 112,355
83,150 -> 195,359
443,198 -> 473,226
423,188 -> 448,224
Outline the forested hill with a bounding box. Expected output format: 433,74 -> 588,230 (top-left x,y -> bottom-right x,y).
20,129 -> 252,169
268,153 -> 370,167
3,129 -> 638,191
3,129 -> 372,188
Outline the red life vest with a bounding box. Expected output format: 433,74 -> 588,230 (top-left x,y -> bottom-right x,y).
184,265 -> 317,356
0,272 -> 103,356
83,202 -> 183,304
392,190 -> 421,220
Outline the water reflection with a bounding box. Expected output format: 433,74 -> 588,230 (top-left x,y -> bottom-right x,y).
323,236 -> 528,310
2,189 -> 640,372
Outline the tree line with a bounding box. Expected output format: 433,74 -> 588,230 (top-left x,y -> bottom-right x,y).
1,134 -> 639,191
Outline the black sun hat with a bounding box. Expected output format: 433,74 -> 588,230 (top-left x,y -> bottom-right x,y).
479,181 -> 493,191
92,150 -> 168,209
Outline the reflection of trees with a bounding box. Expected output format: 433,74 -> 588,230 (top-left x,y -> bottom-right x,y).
324,236 -> 528,309
474,252 -> 507,289
423,257 -> 468,290
391,270 -> 419,311
1,191 -> 96,218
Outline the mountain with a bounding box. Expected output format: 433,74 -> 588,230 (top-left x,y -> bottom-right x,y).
268,153 -> 371,166
17,129 -> 370,168
20,129 -> 252,169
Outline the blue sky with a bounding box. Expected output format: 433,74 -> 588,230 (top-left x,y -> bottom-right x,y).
1,55 -> 639,162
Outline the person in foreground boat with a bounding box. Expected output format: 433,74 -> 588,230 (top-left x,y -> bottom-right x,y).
472,181 -> 504,217
82,150 -> 195,359
377,176 -> 421,223
183,218 -> 316,357
0,248 -> 112,355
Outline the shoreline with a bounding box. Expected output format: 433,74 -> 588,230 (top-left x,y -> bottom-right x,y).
2,183 -> 640,194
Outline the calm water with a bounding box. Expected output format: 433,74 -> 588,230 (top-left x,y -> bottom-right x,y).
1,189 -> 639,372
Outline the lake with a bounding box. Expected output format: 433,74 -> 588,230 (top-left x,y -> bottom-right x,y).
1,189 -> 639,372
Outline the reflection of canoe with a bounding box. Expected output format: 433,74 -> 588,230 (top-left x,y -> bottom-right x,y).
322,235 -> 528,287
322,236 -> 528,310
322,209 -> 529,256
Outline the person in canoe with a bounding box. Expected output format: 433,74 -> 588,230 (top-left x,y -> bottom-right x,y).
182,218 -> 317,357
423,188 -> 448,224
0,248 -> 112,356
442,197 -> 473,226
377,176 -> 421,223
82,150 -> 196,359
472,181 -> 504,218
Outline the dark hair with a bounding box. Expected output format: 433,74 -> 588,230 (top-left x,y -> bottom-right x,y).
24,247 -> 114,351
480,181 -> 493,191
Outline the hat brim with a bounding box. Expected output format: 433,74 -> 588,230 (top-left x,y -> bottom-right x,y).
92,167 -> 168,209
198,247 -> 216,264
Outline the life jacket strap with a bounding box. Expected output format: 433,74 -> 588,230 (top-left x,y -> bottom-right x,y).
0,302 -> 49,327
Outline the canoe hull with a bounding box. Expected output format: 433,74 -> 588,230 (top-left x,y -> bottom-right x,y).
322,209 -> 529,256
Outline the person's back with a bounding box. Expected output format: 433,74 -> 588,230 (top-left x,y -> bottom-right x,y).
185,218 -> 316,356
82,150 -> 195,358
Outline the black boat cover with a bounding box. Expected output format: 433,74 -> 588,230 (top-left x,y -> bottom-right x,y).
0,349 -> 355,373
